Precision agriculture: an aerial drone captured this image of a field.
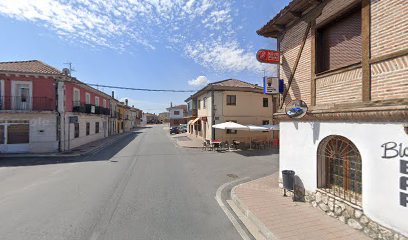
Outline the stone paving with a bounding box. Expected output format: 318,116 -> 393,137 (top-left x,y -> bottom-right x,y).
172,132 -> 203,148
232,174 -> 370,240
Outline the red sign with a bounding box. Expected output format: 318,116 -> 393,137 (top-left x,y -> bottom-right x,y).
256,49 -> 280,64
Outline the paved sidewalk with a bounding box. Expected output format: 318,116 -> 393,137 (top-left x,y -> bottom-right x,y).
231,174 -> 370,240
171,133 -> 203,148
0,131 -> 135,158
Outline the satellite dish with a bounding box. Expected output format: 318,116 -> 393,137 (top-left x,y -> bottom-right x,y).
285,99 -> 308,118
62,68 -> 70,76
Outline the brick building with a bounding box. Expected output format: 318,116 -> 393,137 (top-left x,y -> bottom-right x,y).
258,0 -> 407,238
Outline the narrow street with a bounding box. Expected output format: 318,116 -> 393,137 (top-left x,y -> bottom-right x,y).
0,125 -> 279,240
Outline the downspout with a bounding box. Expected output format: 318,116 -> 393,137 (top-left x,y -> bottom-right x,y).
55,77 -> 61,152
211,90 -> 215,140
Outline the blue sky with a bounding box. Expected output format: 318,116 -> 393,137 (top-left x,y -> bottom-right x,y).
0,0 -> 288,113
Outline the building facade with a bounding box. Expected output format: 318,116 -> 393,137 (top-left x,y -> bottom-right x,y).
167,104 -> 187,127
0,60 -> 143,154
59,78 -> 110,151
0,60 -> 60,153
185,79 -> 278,142
258,0 -> 408,238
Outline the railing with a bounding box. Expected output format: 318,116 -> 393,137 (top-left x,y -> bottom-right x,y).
0,96 -> 54,111
72,101 -> 110,115
186,109 -> 197,118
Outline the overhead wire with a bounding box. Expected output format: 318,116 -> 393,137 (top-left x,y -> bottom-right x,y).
86,83 -> 195,93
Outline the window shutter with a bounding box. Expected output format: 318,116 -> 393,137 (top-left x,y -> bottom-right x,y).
318,9 -> 362,72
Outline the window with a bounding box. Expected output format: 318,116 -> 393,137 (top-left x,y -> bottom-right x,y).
0,125 -> 3,144
95,122 -> 99,134
226,95 -> 236,105
7,124 -> 29,144
95,96 -> 100,107
317,135 -> 362,206
198,100 -> 201,109
74,123 -> 79,138
262,120 -> 270,125
174,110 -> 180,115
203,97 -> 206,109
103,99 -> 107,108
316,7 -> 362,73
85,93 -> 91,104
73,88 -> 80,106
226,120 -> 237,134
86,122 -> 90,135
263,98 -> 269,107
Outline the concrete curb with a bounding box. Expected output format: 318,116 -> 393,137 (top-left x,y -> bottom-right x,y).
231,183 -> 278,240
0,132 -> 133,158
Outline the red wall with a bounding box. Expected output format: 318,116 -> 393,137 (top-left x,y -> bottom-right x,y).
64,82 -> 109,112
0,74 -> 56,110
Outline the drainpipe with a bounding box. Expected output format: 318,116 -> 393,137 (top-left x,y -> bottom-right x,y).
55,77 -> 61,152
211,90 -> 215,140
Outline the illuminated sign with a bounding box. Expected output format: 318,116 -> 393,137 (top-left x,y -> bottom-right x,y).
256,49 -> 280,64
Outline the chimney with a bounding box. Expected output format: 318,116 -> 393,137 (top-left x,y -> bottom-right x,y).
125,99 -> 128,106
112,91 -> 115,98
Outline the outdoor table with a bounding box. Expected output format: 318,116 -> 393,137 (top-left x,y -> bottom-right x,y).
211,140 -> 221,151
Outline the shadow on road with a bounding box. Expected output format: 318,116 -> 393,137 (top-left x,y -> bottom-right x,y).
223,148 -> 279,157
0,132 -> 139,167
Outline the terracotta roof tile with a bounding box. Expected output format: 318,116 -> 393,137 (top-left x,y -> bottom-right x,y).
0,60 -> 62,75
210,79 -> 261,89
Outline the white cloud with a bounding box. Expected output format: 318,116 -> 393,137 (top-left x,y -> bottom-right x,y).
0,0 -> 261,73
185,40 -> 263,73
188,76 -> 209,87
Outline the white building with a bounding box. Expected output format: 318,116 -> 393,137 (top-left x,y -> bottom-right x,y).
258,0 -> 408,238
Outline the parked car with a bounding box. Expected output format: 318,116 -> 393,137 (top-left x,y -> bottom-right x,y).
170,127 -> 180,134
179,124 -> 187,133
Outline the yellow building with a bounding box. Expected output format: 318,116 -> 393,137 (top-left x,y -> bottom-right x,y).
185,79 -> 279,142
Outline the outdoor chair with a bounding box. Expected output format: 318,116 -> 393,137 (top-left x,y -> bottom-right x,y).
206,140 -> 214,151
202,141 -> 208,151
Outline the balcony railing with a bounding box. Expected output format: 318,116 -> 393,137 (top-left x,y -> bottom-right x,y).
72,101 -> 110,115
0,96 -> 54,111
186,109 -> 197,117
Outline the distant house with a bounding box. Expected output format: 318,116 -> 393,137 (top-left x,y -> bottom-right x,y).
185,79 -> 279,142
166,104 -> 187,127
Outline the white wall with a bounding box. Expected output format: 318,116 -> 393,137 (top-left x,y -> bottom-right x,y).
280,121 -> 408,236
169,108 -> 184,119
0,113 -> 58,153
61,113 -> 108,150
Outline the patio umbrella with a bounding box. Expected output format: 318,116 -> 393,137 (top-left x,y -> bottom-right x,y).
212,122 -> 249,150
261,124 -> 280,130
212,121 -> 249,130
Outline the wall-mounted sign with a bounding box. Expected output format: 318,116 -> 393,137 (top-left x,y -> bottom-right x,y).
69,116 -> 78,123
263,77 -> 285,94
381,142 -> 408,207
256,49 -> 280,64
285,99 -> 308,118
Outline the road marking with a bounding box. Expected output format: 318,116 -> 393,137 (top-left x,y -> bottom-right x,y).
215,177 -> 252,240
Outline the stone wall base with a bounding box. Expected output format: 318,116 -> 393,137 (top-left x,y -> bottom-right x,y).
290,188 -> 408,240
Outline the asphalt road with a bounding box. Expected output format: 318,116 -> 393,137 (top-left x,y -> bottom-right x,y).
0,125 -> 279,240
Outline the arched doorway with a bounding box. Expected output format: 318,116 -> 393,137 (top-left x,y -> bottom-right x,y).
317,135 -> 362,206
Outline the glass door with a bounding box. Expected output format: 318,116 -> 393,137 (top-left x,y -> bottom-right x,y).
15,84 -> 31,110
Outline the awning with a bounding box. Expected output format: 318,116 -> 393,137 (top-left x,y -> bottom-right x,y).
190,118 -> 200,125
262,124 -> 280,130
187,120 -> 193,125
